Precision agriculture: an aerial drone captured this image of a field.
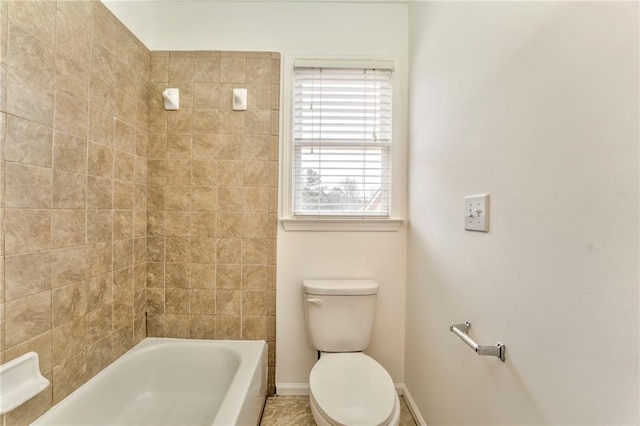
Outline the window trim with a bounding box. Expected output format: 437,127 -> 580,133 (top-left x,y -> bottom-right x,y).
279,55 -> 406,232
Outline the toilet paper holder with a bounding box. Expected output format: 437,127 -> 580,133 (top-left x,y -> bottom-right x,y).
450,320 -> 505,362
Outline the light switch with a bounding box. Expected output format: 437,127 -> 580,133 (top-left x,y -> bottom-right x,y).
464,194 -> 489,232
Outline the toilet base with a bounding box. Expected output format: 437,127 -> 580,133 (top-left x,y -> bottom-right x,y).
309,393 -> 400,426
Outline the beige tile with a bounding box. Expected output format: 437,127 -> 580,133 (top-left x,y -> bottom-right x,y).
6,115 -> 53,167
147,185 -> 165,211
52,281 -> 86,327
216,238 -> 241,264
146,313 -> 165,337
85,242 -> 112,278
87,304 -> 112,345
88,142 -> 113,178
219,186 -> 243,212
148,159 -> 167,185
89,76 -> 116,116
87,336 -> 113,379
165,185 -> 191,211
169,55 -> 194,83
86,273 -> 112,312
189,263 -> 215,289
53,131 -> 86,173
115,119 -> 136,153
189,289 -> 215,314
147,237 -> 165,263
114,150 -> 135,182
192,160 -> 218,186
113,180 -> 134,210
134,158 -> 148,184
245,109 -> 270,136
217,213 -> 242,238
167,108 -> 192,134
150,55 -> 169,83
88,107 -> 114,146
112,291 -> 133,331
244,186 -> 269,212
246,58 -> 271,84
113,210 -> 133,241
55,51 -> 89,101
260,396 -> 315,426
115,89 -> 137,125
191,212 -> 217,238
193,134 -> 218,161
147,263 -> 164,289
242,290 -> 269,316
166,133 -> 191,159
242,265 -> 271,291
220,56 -> 246,83
52,350 -> 86,404
242,238 -> 270,265
87,210 -> 113,243
134,238 -> 147,265
244,160 -> 270,187
195,83 -> 220,108
190,238 -> 215,264
216,289 -> 241,315
165,314 -> 189,338
113,267 -> 134,298
218,109 -> 244,134
194,108 -> 219,134
195,53 -> 221,83
134,210 -> 147,238
191,186 -> 217,211
5,331 -> 52,376
242,316 -> 267,340
215,315 -> 240,340
4,291 -> 51,349
189,315 -> 216,339
165,288 -> 189,314
134,313 -> 146,344
113,239 -> 134,271
166,159 -> 191,185
247,84 -> 271,110
51,210 -> 85,248
242,213 -> 273,239
165,262 -> 189,289
217,264 -> 241,289
52,247 -> 85,289
54,91 -> 88,138
53,170 -> 85,209
5,252 -> 51,302
147,288 -> 164,314
87,176 -> 113,210
8,23 -> 56,87
56,6 -> 91,70
8,0 -> 56,46
218,160 -> 243,186
5,163 -> 51,208
6,66 -> 54,126
245,135 -> 270,160
5,209 -> 51,255
165,237 -> 190,263
219,134 -> 244,160
165,211 -> 190,237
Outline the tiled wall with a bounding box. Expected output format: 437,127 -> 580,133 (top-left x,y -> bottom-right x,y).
0,1 -> 149,424
146,50 -> 279,392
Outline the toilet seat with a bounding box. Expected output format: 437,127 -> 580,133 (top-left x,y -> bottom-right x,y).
309,353 -> 397,426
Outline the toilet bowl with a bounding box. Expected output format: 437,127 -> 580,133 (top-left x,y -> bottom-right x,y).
303,280 -> 399,426
309,352 -> 400,426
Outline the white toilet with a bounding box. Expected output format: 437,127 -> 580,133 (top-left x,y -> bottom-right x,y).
303,280 -> 400,426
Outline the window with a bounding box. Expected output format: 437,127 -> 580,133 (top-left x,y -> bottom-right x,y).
294,63 -> 392,214
281,58 -> 404,231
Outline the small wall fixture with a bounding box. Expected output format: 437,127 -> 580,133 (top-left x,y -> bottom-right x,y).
162,88 -> 179,111
232,88 -> 247,111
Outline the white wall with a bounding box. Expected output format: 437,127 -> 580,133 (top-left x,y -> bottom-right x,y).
406,2 -> 639,424
103,0 -> 409,391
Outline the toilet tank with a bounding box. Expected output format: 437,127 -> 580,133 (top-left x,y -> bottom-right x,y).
303,280 -> 378,352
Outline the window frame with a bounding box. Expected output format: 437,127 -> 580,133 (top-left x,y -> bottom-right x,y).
279,56 -> 405,232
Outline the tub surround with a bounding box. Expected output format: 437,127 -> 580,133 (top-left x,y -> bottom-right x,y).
0,2 -> 149,423
0,1 -> 279,424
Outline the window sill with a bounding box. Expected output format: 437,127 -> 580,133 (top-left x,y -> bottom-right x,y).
280,217 -> 404,232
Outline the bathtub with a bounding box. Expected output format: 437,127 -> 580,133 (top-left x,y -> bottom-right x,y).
33,338 -> 267,426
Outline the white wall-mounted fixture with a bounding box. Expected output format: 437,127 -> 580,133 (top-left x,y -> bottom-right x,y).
162,88 -> 179,110
464,194 -> 489,232
0,352 -> 50,415
233,88 -> 247,111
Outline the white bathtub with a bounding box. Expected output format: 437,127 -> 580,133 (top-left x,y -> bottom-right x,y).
33,338 -> 267,426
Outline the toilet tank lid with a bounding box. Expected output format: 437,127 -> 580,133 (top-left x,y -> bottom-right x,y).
303,280 -> 379,295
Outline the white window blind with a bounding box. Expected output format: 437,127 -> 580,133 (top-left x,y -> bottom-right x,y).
293,66 -> 392,216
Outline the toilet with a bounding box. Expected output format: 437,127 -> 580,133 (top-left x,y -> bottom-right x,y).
303,280 -> 400,426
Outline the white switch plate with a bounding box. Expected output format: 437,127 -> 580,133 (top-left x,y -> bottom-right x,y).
464,194 -> 489,232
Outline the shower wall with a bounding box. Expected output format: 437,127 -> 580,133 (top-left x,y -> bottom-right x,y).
145,51 -> 279,392
0,1 -> 149,424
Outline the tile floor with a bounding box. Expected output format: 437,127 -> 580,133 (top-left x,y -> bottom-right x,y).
260,395 -> 418,426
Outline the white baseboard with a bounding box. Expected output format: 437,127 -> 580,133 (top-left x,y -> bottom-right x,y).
275,383 -> 310,395
398,384 -> 427,426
